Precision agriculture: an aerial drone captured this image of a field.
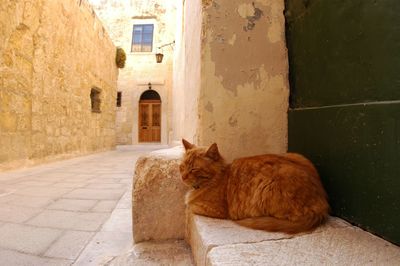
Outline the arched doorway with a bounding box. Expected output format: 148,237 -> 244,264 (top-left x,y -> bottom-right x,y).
138,90 -> 161,142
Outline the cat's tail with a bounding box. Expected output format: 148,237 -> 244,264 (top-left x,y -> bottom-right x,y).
235,214 -> 327,234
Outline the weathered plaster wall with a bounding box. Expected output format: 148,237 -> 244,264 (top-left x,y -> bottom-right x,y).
175,0 -> 289,161
89,0 -> 177,145
181,0 -> 202,143
0,0 -> 118,170
171,0 -> 186,146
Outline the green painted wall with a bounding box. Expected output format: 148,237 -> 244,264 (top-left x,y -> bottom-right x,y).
285,0 -> 400,245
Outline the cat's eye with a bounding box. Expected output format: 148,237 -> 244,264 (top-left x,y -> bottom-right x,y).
199,175 -> 209,179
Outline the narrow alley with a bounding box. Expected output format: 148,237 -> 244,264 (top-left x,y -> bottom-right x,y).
0,146 -> 172,265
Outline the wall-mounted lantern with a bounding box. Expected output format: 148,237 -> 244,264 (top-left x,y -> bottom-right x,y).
155,53 -> 164,63
155,41 -> 175,63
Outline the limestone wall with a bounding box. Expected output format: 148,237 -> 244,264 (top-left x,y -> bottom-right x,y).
0,0 -> 118,170
89,0 -> 177,145
174,0 -> 289,161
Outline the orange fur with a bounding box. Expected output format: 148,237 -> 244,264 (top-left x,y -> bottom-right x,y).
180,139 -> 330,234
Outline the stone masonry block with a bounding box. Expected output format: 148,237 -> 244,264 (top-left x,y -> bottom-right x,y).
132,147 -> 188,243
187,214 -> 400,266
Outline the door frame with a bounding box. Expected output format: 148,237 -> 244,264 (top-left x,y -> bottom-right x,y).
138,99 -> 162,143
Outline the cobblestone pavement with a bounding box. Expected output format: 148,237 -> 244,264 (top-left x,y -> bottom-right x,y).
0,146 -> 162,266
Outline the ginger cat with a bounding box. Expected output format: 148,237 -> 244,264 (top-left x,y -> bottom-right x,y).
180,139 -> 330,234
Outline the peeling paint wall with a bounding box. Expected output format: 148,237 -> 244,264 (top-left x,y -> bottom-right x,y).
182,0 -> 289,161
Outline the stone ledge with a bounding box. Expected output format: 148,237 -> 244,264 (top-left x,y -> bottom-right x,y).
131,149 -> 400,265
132,147 -> 188,242
189,214 -> 400,266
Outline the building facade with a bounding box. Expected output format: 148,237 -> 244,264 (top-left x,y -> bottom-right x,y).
0,0 -> 118,170
89,0 -> 177,145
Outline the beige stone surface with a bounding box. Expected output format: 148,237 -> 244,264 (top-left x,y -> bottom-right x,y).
89,0 -> 178,145
0,194 -> 54,208
0,223 -> 62,255
91,200 -> 119,212
73,231 -> 133,266
63,188 -> 126,200
108,240 -> 194,266
0,0 -> 118,170
207,227 -> 400,266
187,214 -> 400,266
27,210 -> 110,231
0,146 -> 157,265
132,147 -> 188,242
44,230 -> 95,260
0,204 -> 42,223
47,198 -> 98,212
0,249 -> 72,266
175,0 -> 289,161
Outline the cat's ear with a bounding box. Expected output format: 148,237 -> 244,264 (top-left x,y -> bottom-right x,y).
182,139 -> 195,151
206,143 -> 221,161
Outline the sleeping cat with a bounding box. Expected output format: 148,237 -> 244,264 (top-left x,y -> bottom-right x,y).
179,139 -> 330,234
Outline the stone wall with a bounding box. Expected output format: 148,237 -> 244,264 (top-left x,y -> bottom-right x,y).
174,0 -> 289,162
0,0 -> 118,170
89,0 -> 177,145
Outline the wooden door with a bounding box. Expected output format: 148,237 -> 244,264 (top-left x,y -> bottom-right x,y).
139,100 -> 161,142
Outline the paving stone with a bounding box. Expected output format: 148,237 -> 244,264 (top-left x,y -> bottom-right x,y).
62,188 -> 125,200
91,200 -> 118,212
47,199 -> 98,212
118,178 -> 132,184
44,230 -> 95,260
0,194 -> 54,208
15,180 -> 56,187
27,210 -> 110,231
115,192 -> 131,209
0,223 -> 63,255
0,249 -> 72,266
101,208 -> 132,233
0,204 -> 42,223
15,187 -> 72,198
85,183 -> 126,189
108,240 -> 194,266
87,178 -> 122,184
73,231 -> 133,266
52,182 -> 88,188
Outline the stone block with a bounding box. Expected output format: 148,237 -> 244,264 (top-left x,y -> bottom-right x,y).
27,210 -> 110,231
0,223 -> 62,255
0,249 -> 72,266
62,188 -> 125,200
91,200 -> 118,212
187,214 -> 400,266
207,226 -> 400,265
0,204 -> 42,223
47,199 -> 98,212
132,147 -> 188,242
44,230 -> 95,260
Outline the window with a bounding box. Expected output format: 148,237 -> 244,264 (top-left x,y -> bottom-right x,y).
90,88 -> 101,113
132,24 -> 154,52
116,91 -> 122,107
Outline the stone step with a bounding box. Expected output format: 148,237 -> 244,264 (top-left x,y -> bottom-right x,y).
187,214 -> 400,266
131,149 -> 400,266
